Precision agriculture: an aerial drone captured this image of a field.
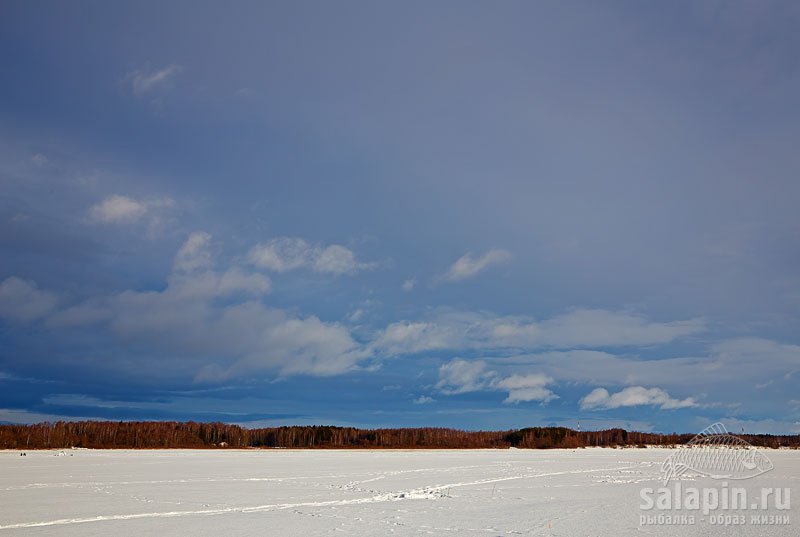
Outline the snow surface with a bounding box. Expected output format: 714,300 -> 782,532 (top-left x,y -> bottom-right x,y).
0,448 -> 796,535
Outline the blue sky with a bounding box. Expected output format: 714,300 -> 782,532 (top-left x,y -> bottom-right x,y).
1,1 -> 799,433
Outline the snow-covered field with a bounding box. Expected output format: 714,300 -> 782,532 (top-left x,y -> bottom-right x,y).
0,448 -> 796,536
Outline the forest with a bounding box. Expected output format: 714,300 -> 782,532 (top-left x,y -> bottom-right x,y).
1,421 -> 798,450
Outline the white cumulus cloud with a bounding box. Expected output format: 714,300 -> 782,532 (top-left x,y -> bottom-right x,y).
173,231 -> 214,272
248,237 -> 373,275
126,64 -> 183,96
88,195 -> 147,223
436,359 -> 557,405
580,386 -> 697,410
443,249 -> 511,282
88,194 -> 174,228
436,359 -> 493,394
490,373 -> 558,404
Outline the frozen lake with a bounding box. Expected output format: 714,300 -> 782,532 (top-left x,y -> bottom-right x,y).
1,448 -> 796,535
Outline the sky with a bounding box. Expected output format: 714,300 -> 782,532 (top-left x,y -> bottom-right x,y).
1,1 -> 799,433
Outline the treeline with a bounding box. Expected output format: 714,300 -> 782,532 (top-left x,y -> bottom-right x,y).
1,422 -> 798,450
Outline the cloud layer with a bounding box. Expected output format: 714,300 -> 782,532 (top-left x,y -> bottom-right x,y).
374,309 -> 705,355
6,233 -> 368,379
0,277 -> 58,322
248,237 -> 373,275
